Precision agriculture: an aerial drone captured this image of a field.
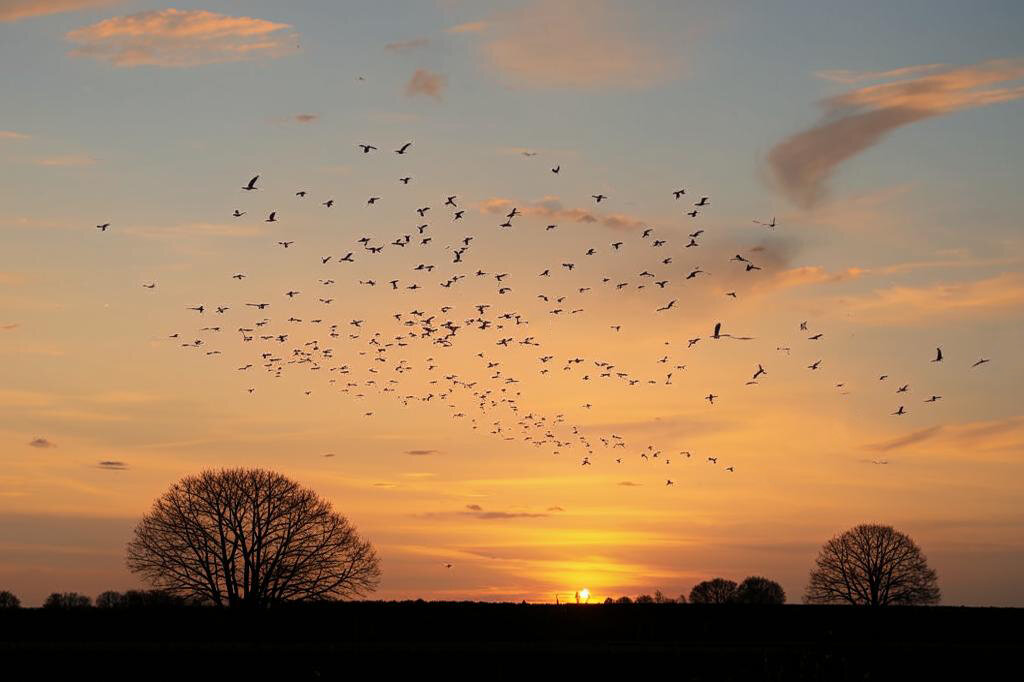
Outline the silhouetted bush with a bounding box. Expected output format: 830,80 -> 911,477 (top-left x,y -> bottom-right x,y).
0,590 -> 21,608
615,596 -> 632,604
689,578 -> 738,604
43,592 -> 92,609
653,590 -> 675,604
634,594 -> 654,604
735,576 -> 786,604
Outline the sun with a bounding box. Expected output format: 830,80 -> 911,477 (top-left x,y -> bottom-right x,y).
579,588 -> 590,603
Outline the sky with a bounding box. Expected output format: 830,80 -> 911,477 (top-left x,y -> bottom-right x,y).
1,0 -> 1023,607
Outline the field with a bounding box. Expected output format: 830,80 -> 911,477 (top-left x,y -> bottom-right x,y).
1,603 -> 1019,678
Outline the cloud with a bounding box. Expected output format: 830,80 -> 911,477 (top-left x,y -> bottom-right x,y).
768,58 -> 1024,208
0,0 -> 120,23
405,449 -> 440,456
465,504 -> 483,511
617,481 -> 641,487
547,506 -> 565,512
864,426 -> 943,452
479,196 -> 649,232
1,323 -> 19,330
422,504 -> 549,520
97,460 -> 127,470
293,113 -> 317,124
840,272 -> 1024,324
477,0 -> 685,90
66,8 -> 295,68
405,69 -> 446,99
757,265 -> 869,292
28,437 -> 56,449
385,38 -> 430,52
815,63 -> 946,85
0,131 -> 30,140
446,21 -> 488,34
34,155 -> 96,167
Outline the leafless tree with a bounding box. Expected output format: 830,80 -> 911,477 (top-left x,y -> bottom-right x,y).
804,524 -> 940,606
689,578 -> 738,604
126,468 -> 380,608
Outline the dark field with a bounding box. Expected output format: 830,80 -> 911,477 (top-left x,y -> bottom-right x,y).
1,603 -> 1019,679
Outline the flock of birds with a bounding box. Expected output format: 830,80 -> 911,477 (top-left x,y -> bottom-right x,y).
95,141 -> 993,485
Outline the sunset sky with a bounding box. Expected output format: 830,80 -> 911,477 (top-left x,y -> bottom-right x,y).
2,0 -> 1023,607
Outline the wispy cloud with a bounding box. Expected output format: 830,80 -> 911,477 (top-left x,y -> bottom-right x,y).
768,58 -> 1024,208
405,449 -> 440,456
294,113 -> 317,124
405,69 -> 446,99
840,272 -> 1024,323
385,38 -> 430,52
423,504 -> 550,520
446,21 -> 488,34
34,155 -> 96,167
0,130 -> 30,140
0,0 -> 120,23
477,0 -> 686,90
758,265 -> 869,292
864,426 -> 943,452
28,437 -> 56,449
66,8 -> 295,67
479,196 -> 649,232
815,63 -> 946,85
97,460 -> 127,470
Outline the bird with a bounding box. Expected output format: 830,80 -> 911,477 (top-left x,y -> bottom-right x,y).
656,300 -> 676,312
592,194 -> 607,203
266,212 -> 277,223
924,395 -> 942,402
752,364 -> 766,380
694,196 -> 709,206
395,142 -> 412,154
242,175 -> 259,191
551,165 -> 560,174
96,223 -> 110,231
277,241 -> 293,248
706,394 -> 717,404
399,177 -> 412,184
358,144 -> 377,153
231,210 -> 245,218
673,189 -> 686,199
932,347 -> 943,363
892,406 -> 906,416
971,358 -> 991,368
808,360 -> 822,370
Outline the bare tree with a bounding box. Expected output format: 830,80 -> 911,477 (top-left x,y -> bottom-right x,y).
0,590 -> 20,608
804,524 -> 940,606
689,578 -> 738,604
734,576 -> 786,604
43,592 -> 92,608
126,468 -> 381,608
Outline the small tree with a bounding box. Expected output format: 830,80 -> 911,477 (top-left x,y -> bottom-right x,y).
735,576 -> 786,604
653,590 -> 675,604
689,578 -> 737,604
805,524 -> 940,606
126,468 -> 380,608
615,596 -> 633,604
95,590 -> 126,608
634,594 -> 654,603
0,590 -> 21,608
677,593 -> 687,604
43,592 -> 92,609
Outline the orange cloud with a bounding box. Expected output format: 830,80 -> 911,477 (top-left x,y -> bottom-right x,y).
405,69 -> 446,99
478,0 -> 685,89
446,21 -> 488,34
840,272 -> 1024,324
0,0 -> 120,22
769,58 -> 1024,208
0,130 -> 30,140
758,265 -> 869,292
66,8 -> 295,67
815,63 -> 946,85
479,196 -> 649,232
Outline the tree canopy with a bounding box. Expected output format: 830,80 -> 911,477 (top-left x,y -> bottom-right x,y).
126,468 -> 380,608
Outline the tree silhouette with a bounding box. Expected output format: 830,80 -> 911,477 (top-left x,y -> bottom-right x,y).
0,590 -> 20,608
804,524 -> 940,606
689,578 -> 738,604
43,592 -> 92,608
735,576 -> 786,604
634,594 -> 655,603
126,468 -> 380,608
